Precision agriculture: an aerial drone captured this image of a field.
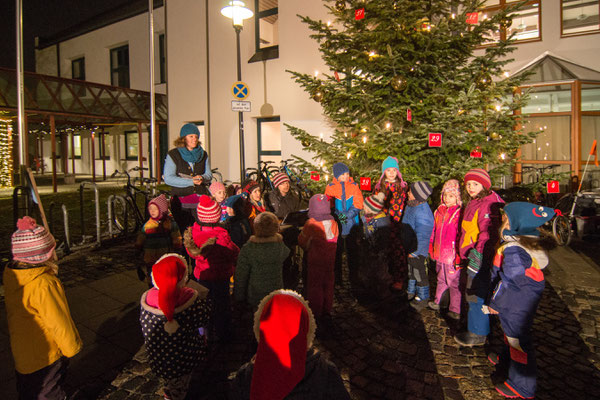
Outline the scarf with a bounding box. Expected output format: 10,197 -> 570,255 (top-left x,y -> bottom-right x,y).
177,146 -> 205,164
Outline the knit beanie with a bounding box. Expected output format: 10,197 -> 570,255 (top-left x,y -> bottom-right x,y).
464,168 -> 492,190
271,172 -> 290,188
364,192 -> 385,215
308,194 -> 333,221
180,123 -> 200,138
253,211 -> 280,237
332,162 -> 349,179
224,194 -> 242,208
209,181 -> 226,196
441,179 -> 462,207
251,290 -> 316,400
148,194 -> 170,220
381,156 -> 399,173
503,202 -> 555,237
11,216 -> 56,264
150,253 -> 189,334
410,181 -> 433,202
243,180 -> 260,196
196,195 -> 222,223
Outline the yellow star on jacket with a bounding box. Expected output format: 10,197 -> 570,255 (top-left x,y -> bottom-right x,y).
461,209 -> 480,249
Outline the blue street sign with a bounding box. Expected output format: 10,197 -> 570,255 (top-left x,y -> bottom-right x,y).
232,82 -> 249,100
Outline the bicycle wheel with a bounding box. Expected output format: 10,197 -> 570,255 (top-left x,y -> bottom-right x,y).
111,195 -> 139,234
552,215 -> 572,246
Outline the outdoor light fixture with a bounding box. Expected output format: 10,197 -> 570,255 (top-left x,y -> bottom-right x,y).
221,1 -> 253,28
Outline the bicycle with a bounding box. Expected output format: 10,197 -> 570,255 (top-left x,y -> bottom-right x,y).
244,161 -> 278,193
210,168 -> 223,183
280,159 -> 314,203
109,166 -> 153,234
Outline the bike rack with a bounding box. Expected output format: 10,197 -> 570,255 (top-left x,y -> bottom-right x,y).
12,186 -> 33,227
79,181 -> 102,247
49,202 -> 71,255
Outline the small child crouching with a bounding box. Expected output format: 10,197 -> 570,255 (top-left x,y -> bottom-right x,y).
140,254 -> 211,400
487,202 -> 556,399
298,194 -> 339,319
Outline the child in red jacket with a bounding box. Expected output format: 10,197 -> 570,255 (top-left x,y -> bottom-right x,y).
298,194 -> 339,320
184,195 -> 239,342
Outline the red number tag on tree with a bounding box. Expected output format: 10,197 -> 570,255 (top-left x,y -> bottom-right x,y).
466,12 -> 479,24
470,149 -> 482,158
429,133 -> 442,147
310,172 -> 321,181
355,8 -> 365,20
547,180 -> 560,194
407,109 -> 412,122
334,71 -> 340,82
360,177 -> 371,191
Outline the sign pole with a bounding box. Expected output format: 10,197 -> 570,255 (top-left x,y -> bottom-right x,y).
235,26 -> 245,183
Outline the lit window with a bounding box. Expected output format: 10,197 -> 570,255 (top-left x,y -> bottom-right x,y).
125,131 -> 138,160
562,0 -> 600,36
249,0 -> 279,62
478,1 -> 540,46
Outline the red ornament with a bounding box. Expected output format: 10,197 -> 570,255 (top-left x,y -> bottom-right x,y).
547,180 -> 560,194
407,109 -> 412,122
466,12 -> 478,24
428,133 -> 442,147
470,147 -> 482,158
355,8 -> 365,20
310,172 -> 321,181
359,177 -> 372,191
334,71 -> 341,82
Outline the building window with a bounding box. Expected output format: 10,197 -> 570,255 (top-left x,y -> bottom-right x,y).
562,0 -> 600,36
96,132 -> 111,160
478,0 -> 541,45
68,134 -> 82,159
159,34 -> 166,84
125,131 -> 139,160
257,116 -> 281,164
249,0 -> 279,62
72,58 -> 85,80
110,45 -> 130,88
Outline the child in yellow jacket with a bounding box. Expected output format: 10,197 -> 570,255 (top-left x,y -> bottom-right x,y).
4,217 -> 82,399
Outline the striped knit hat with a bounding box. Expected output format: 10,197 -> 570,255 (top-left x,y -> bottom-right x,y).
243,180 -> 260,195
271,172 -> 290,188
410,181 -> 433,202
196,195 -> 222,223
12,216 -> 56,264
148,194 -> 169,221
364,192 -> 385,215
464,168 -> 491,190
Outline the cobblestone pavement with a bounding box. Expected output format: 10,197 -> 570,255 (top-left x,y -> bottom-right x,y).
1,238 -> 599,400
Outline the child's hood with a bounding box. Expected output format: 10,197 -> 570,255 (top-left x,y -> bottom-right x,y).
4,262 -> 58,286
504,238 -> 549,270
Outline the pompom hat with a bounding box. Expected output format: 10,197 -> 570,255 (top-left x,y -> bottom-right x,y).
308,194 -> 333,221
464,168 -> 491,190
150,253 -> 189,334
375,156 -> 407,191
209,181 -> 226,196
441,179 -> 462,207
251,290 -> 316,400
196,195 -> 222,223
11,216 -> 56,264
179,123 -> 200,138
271,172 -> 290,188
332,162 -> 349,179
503,202 -> 556,237
148,194 -> 170,221
410,181 -> 433,202
364,192 -> 385,215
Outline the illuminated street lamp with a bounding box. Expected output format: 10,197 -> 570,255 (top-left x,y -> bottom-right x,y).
221,1 -> 253,182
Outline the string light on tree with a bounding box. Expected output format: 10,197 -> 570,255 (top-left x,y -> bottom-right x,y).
0,118 -> 14,188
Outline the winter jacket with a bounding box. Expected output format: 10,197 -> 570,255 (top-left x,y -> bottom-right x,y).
429,204 -> 462,265
324,177 -> 364,236
135,216 -> 182,265
459,191 -> 504,261
298,218 -> 339,273
3,261 -> 82,374
185,223 -> 240,281
140,280 -> 211,380
164,148 -> 211,197
361,211 -> 391,241
234,234 -> 290,308
379,180 -> 407,222
402,202 -> 434,257
230,348 -> 351,400
489,238 -> 547,337
266,190 -> 301,220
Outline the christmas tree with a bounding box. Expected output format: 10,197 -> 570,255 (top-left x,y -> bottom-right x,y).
287,0 -> 535,191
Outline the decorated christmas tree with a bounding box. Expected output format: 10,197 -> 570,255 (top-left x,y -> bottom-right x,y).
287,0 -> 535,191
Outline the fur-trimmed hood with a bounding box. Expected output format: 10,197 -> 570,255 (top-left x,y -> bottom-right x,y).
247,233 -> 283,244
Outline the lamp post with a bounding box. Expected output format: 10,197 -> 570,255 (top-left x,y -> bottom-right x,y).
221,1 -> 253,183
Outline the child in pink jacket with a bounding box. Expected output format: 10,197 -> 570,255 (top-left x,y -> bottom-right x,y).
428,179 -> 463,319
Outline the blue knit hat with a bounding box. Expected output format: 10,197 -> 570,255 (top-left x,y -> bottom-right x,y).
503,202 -> 556,237
224,194 -> 242,208
381,156 -> 399,173
180,123 -> 200,138
332,162 -> 349,179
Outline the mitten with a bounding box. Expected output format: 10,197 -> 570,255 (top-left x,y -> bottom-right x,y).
467,248 -> 483,277
337,211 -> 348,225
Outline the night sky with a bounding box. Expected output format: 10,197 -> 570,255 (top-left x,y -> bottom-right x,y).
0,0 -> 130,71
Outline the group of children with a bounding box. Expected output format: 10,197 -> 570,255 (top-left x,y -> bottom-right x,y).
3,156 -> 558,400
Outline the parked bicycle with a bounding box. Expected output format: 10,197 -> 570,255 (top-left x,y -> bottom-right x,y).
109,166 -> 153,234
280,159 -> 313,203
244,160 -> 279,192
550,189 -> 600,246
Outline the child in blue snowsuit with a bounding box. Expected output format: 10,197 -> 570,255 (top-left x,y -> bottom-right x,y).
487,202 -> 556,399
403,181 -> 434,309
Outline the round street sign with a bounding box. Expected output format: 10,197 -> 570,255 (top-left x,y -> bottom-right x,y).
232,81 -> 249,100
